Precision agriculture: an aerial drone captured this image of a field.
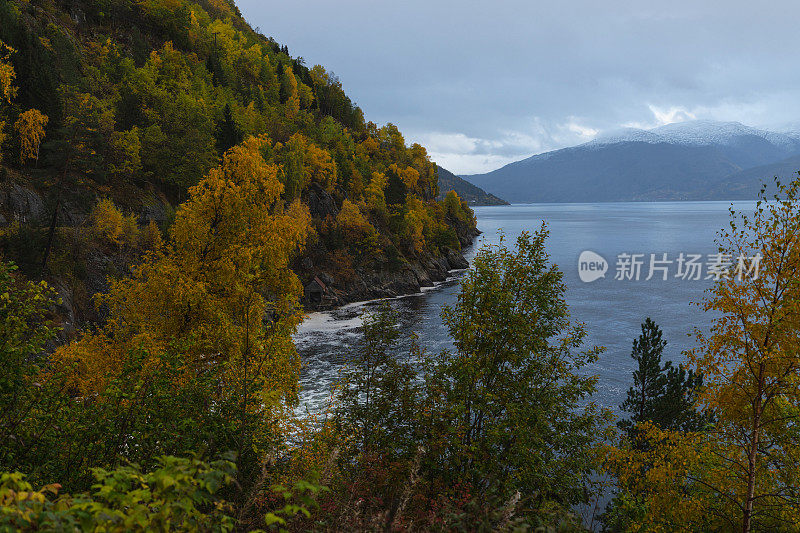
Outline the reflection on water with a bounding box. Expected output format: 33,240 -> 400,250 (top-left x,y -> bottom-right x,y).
295,201 -> 757,413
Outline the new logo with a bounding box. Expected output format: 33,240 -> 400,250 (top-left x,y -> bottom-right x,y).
578,251 -> 608,283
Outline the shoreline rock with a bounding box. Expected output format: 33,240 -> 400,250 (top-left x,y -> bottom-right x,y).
1,179 -> 483,323
300,230 -> 479,311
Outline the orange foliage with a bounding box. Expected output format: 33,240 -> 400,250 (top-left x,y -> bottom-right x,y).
336,199 -> 375,237
14,109 -> 48,165
283,65 -> 300,119
52,136 -> 311,419
0,40 -> 16,105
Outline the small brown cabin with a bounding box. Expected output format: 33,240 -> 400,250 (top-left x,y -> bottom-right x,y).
304,276 -> 328,304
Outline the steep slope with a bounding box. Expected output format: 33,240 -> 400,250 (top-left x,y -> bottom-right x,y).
0,0 -> 478,323
464,121 -> 800,202
435,165 -> 508,205
693,153 -> 800,200
465,142 -> 742,202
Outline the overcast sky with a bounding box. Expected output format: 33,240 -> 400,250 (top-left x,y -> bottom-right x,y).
238,1 -> 800,174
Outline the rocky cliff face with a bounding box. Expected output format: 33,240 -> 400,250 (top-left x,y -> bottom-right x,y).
299,246 -> 472,310
297,219 -> 480,310
2,179 -> 481,325
0,179 -> 171,340
0,183 -> 46,225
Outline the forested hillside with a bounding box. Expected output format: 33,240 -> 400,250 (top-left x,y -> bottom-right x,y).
0,0 -> 477,326
435,165 -> 508,205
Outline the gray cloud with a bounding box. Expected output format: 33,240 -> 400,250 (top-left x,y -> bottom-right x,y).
238,0 -> 800,174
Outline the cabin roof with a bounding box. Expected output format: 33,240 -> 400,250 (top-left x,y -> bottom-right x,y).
309,276 -> 327,292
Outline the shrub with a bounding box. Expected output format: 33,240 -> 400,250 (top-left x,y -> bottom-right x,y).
0,455 -> 237,532
138,219 -> 163,251
90,198 -> 140,248
335,199 -> 379,258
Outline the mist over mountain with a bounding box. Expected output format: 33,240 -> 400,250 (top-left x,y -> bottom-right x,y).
462,121 -> 800,202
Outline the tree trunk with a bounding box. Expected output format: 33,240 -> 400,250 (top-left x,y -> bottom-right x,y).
41,127 -> 77,272
742,363 -> 765,533
40,197 -> 60,273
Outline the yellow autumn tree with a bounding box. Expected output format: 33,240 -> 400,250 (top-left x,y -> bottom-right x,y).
687,178 -> 800,532
90,198 -> 127,245
278,133 -> 337,198
336,199 -> 378,257
0,43 -> 16,164
15,109 -> 48,165
0,41 -> 15,105
403,197 -> 434,254
603,422 -> 718,532
283,65 -> 300,119
364,171 -> 388,214
409,143 -> 436,198
55,135 -> 311,443
357,137 -> 379,159
89,197 -> 143,249
390,163 -> 419,193
336,199 -> 373,235
606,178 -> 800,532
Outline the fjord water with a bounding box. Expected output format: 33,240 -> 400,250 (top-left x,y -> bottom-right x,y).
294,201 -> 757,413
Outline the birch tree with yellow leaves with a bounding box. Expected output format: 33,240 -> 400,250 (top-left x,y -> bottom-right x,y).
605,178 -> 800,532
52,135 -> 311,487
689,178 -> 800,532
14,109 -> 48,166
0,46 -> 14,104
0,41 -> 16,164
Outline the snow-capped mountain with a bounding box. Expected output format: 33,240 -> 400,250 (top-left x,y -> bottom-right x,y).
461,121 -> 800,203
592,121 -> 800,150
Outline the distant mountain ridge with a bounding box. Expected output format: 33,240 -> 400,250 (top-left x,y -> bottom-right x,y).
592,121 -> 800,152
463,121 -> 800,202
436,165 -> 508,205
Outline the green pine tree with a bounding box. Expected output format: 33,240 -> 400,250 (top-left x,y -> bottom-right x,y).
618,318 -> 707,441
214,103 -> 242,155
619,318 -> 667,434
658,360 -> 708,432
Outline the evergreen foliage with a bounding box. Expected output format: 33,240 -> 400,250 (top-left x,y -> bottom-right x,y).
0,0 -> 473,288
214,103 -> 242,155
618,318 -> 707,440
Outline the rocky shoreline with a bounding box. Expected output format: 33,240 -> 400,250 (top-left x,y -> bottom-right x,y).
300,243 -> 475,311
297,181 -> 482,311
